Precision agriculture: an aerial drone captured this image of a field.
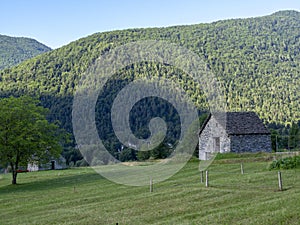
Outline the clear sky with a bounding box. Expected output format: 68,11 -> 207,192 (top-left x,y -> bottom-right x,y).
1,0 -> 299,49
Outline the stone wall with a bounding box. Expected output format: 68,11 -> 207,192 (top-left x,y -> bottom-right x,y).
230,134 -> 272,153
199,116 -> 230,160
199,115 -> 272,160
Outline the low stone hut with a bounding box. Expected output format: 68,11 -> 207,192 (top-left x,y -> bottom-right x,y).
27,156 -> 67,171
199,112 -> 271,160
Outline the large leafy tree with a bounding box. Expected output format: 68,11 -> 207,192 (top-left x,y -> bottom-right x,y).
0,96 -> 63,184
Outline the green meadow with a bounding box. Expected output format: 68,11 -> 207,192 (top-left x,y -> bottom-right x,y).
1,156 -> 300,224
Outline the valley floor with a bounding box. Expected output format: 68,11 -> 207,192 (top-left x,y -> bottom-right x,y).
0,156 -> 299,224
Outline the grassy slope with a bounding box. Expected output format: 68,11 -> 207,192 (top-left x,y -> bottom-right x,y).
0,158 -> 299,225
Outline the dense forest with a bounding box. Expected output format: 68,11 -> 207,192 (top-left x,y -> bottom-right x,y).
0,10 -> 300,164
0,34 -> 51,70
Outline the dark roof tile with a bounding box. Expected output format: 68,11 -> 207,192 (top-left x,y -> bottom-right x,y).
199,112 -> 270,135
215,112 -> 270,135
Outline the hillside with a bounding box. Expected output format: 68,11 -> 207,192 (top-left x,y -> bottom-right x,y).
0,10 -> 300,160
0,34 -> 51,70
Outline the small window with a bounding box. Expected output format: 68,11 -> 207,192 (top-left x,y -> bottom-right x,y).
216,123 -> 218,127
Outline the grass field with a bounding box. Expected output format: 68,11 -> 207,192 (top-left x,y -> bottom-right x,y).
0,155 -> 300,224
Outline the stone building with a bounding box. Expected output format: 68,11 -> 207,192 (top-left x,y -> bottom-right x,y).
199,112 -> 271,160
27,156 -> 67,171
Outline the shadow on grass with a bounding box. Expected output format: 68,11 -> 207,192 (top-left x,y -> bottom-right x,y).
0,169 -> 106,193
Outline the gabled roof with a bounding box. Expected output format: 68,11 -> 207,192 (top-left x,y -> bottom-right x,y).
199,112 -> 270,135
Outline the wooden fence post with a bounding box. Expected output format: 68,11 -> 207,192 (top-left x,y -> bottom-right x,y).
241,163 -> 244,175
205,170 -> 209,187
150,177 -> 153,193
278,171 -> 283,191
200,170 -> 204,183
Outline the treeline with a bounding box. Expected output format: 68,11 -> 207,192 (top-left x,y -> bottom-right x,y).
0,10 -> 300,163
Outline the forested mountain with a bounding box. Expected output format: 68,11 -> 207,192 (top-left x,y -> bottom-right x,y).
0,10 -> 300,162
0,34 -> 51,70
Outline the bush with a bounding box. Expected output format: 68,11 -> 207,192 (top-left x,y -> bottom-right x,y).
269,155 -> 300,170
75,159 -> 89,167
137,150 -> 151,161
119,149 -> 137,162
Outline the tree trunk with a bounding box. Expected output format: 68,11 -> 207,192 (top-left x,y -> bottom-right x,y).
10,162 -> 18,185
12,170 -> 18,185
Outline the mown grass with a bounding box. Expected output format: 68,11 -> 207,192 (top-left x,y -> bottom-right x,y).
0,157 -> 300,224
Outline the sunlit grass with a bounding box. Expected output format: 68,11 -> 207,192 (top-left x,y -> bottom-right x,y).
0,158 -> 299,224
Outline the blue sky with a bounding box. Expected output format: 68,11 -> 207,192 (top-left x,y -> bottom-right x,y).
1,0 -> 299,49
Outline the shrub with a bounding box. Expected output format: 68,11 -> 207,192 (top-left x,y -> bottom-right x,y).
269,155 -> 300,170
75,159 -> 89,167
119,149 -> 137,162
137,150 -> 151,161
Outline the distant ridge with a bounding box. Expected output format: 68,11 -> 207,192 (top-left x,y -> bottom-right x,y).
271,10 -> 300,17
0,34 -> 51,70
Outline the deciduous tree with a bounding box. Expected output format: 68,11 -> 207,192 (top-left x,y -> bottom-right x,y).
0,96 -> 63,184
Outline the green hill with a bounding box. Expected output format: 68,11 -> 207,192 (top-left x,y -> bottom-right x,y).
0,10 -> 300,161
0,34 -> 51,70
